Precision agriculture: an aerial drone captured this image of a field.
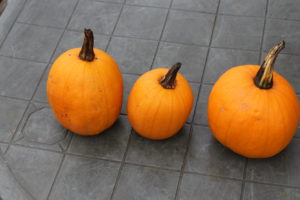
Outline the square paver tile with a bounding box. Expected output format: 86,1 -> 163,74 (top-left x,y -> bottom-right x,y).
114,6 -> 168,40
204,48 -> 260,84
0,56 -> 46,99
0,96 -> 27,143
172,0 -> 219,13
126,125 -> 190,170
68,0 -> 122,35
194,84 -> 213,126
107,37 -> 158,74
17,0 -> 78,28
126,0 -> 171,8
153,42 -> 208,82
68,116 -> 131,161
187,83 -> 201,123
5,145 -> 63,200
184,125 -> 246,179
212,15 -> 264,50
162,10 -> 215,46
51,30 -> 110,62
33,66 -> 50,103
122,74 -> 139,114
263,19 -> 300,56
246,138 -> 300,187
0,23 -> 63,62
177,173 -> 242,200
219,0 -> 267,17
268,0 -> 300,21
112,164 -> 180,200
49,155 -> 120,200
243,183 -> 300,200
14,102 -> 72,152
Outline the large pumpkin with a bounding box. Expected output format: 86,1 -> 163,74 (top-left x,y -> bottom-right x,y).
208,41 -> 300,158
127,63 -> 193,140
47,29 -> 123,135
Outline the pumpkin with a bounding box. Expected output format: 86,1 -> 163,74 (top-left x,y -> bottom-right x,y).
47,29 -> 123,135
208,41 -> 300,158
127,63 -> 193,140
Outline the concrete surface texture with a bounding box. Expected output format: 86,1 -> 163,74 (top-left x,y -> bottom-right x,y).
0,0 -> 299,199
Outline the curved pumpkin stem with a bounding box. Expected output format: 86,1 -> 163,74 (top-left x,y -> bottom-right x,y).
254,41 -> 285,89
160,62 -> 181,89
79,29 -> 95,61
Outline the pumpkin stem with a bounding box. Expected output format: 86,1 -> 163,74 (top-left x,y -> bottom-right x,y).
254,41 -> 285,89
79,29 -> 95,61
160,63 -> 181,89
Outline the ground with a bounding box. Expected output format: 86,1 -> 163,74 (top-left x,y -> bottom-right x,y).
0,0 -> 299,199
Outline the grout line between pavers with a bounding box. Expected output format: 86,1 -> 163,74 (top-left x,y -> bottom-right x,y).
173,0 -> 222,198
149,0 -> 174,70
0,94 -> 29,102
15,21 -> 64,31
108,129 -> 133,200
10,141 -> 123,164
0,54 -> 49,64
123,161 -> 182,172
257,0 -> 269,67
184,171 -> 243,182
185,170 -> 300,190
243,179 -> 300,190
239,159 -> 249,200
45,132 -> 74,200
104,0 -> 127,52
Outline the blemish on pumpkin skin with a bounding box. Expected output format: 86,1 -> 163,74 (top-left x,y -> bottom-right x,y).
240,103 -> 248,110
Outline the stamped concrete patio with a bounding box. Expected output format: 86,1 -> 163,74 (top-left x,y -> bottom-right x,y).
0,0 -> 299,199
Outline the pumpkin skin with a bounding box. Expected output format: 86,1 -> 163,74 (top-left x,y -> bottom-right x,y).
127,63 -> 193,140
208,41 -> 300,158
47,29 -> 123,135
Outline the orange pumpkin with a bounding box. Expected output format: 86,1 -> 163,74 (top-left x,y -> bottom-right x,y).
47,29 -> 123,135
127,63 -> 193,140
208,41 -> 300,158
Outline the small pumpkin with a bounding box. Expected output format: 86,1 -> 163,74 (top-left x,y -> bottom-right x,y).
208,41 -> 300,158
47,29 -> 123,135
127,63 -> 193,140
